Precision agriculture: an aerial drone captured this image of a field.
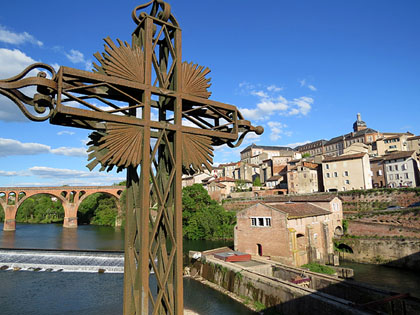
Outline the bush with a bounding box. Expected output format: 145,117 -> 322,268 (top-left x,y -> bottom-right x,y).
301,263 -> 336,275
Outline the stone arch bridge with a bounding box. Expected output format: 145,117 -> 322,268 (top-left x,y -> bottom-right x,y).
0,186 -> 125,231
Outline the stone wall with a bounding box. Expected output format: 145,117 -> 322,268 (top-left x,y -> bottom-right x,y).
348,220 -> 420,239
336,238 -> 420,271
190,259 -> 369,314
189,255 -> 420,314
339,189 -> 420,211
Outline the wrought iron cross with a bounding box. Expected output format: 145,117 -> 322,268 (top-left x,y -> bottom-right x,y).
0,1 -> 262,314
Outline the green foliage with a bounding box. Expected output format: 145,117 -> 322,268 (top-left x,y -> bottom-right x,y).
342,219 -> 348,234
253,176 -> 261,187
16,195 -> 64,223
301,263 -> 336,275
78,193 -> 118,227
0,204 -> 4,222
234,179 -> 247,192
253,301 -> 266,312
182,184 -> 236,240
302,153 -> 311,158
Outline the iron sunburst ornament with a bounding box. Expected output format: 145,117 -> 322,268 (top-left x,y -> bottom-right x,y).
87,32 -> 217,174
87,123 -> 144,172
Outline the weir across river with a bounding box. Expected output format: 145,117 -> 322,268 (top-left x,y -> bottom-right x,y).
0,248 -> 125,273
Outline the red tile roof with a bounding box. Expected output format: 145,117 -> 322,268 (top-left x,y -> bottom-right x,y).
265,202 -> 331,219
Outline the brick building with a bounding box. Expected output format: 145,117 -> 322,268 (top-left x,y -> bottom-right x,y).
235,196 -> 342,266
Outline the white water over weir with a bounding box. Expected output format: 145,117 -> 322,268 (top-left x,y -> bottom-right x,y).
0,249 -> 125,273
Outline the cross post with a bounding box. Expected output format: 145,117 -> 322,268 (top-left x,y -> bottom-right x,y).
0,1 -> 263,314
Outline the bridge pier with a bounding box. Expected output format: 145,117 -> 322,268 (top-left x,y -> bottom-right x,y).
3,205 -> 17,231
63,217 -> 78,228
3,219 -> 16,231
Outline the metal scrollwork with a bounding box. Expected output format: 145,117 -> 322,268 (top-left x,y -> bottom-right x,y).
0,63 -> 57,121
132,0 -> 178,26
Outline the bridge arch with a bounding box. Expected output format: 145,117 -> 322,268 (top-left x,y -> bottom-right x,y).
336,243 -> 353,253
77,190 -> 123,226
1,186 -> 125,231
15,192 -> 66,225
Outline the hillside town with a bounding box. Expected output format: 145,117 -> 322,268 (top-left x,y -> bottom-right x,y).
183,113 -> 420,200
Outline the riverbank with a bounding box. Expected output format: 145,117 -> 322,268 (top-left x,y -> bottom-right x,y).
188,248 -> 420,314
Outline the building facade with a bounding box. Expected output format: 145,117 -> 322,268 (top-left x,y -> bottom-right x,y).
383,151 -> 419,188
322,152 -> 372,192
235,198 -> 342,266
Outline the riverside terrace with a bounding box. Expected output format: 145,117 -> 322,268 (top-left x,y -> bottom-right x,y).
188,247 -> 420,314
0,186 -> 124,230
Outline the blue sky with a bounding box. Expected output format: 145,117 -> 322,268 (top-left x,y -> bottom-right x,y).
0,0 -> 419,186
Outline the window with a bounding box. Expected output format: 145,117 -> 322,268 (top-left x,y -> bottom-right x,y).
395,174 -> 399,180
325,164 -> 329,170
404,173 -> 409,179
345,180 -> 350,185
251,217 -> 271,227
389,174 -> 394,180
389,145 -> 397,149
344,171 -> 349,177
378,170 -> 383,176
402,163 -> 408,170
395,165 -> 399,171
326,173 -> 330,178
334,172 -> 338,177
388,165 -> 393,171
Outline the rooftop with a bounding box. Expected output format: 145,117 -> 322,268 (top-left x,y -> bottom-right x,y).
263,194 -> 338,203
265,202 -> 331,219
241,143 -> 294,154
323,152 -> 366,163
382,151 -> 415,161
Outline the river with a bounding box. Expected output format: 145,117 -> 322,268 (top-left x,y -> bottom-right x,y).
1,224 -> 420,314
0,223 -> 253,315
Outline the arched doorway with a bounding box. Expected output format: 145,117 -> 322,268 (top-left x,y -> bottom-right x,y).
257,243 -> 263,256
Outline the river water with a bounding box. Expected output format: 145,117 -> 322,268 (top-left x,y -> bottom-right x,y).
0,223 -> 253,315
1,224 -> 420,314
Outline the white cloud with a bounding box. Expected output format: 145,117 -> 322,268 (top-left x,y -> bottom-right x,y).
0,48 -> 40,121
65,49 -> 92,71
291,96 -> 313,116
0,48 -> 37,78
0,170 -> 18,176
0,138 -> 87,157
57,131 -> 75,136
267,121 -> 291,141
251,90 -> 268,98
30,166 -> 93,178
238,82 -> 314,121
50,147 -> 87,157
0,25 -> 43,47
0,138 -> 50,156
267,85 -> 283,92
300,78 -> 317,92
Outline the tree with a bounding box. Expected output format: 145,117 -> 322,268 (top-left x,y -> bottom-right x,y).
302,153 -> 311,158
253,175 -> 262,187
235,179 -> 247,192
182,184 -> 236,240
78,193 -> 119,226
